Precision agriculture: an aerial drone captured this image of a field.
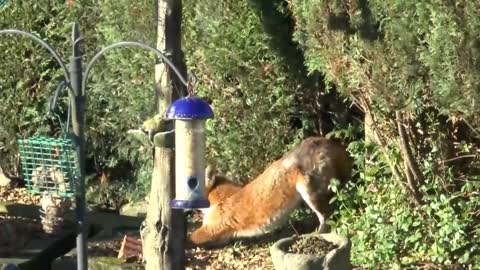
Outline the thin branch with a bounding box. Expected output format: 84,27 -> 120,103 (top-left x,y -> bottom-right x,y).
443,154 -> 476,163
364,109 -> 403,182
463,119 -> 480,139
404,157 -> 424,206
396,111 -> 425,186
365,107 -> 422,206
289,220 -> 300,236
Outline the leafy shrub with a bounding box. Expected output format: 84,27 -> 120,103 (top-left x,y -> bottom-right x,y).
0,1 -> 82,173
1,0 -> 322,202
83,0 -> 157,199
0,0 -> 157,201
289,0 -> 480,117
328,138 -> 480,268
289,1 -> 480,267
182,0 -> 307,181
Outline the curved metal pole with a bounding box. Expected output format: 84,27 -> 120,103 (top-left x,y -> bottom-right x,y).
0,29 -> 70,82
82,41 -> 188,95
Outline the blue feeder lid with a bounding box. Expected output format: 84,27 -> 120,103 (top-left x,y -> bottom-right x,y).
166,96 -> 214,120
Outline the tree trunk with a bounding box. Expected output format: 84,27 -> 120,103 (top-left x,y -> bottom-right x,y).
143,147 -> 185,270
142,0 -> 186,269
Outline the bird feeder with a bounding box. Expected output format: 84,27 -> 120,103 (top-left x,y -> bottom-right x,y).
166,96 -> 214,209
17,136 -> 78,197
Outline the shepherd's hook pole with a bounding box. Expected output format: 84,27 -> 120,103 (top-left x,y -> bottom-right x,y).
69,22 -> 88,270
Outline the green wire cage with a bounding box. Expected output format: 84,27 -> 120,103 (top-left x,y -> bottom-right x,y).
16,79 -> 80,197
17,136 -> 78,197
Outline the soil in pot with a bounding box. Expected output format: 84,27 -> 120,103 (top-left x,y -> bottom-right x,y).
287,235 -> 338,256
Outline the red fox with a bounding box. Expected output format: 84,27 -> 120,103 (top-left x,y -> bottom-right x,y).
204,163 -> 243,206
190,136 -> 353,247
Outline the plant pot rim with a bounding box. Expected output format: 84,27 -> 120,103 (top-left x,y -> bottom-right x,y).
272,232 -> 349,257
269,231 -> 352,270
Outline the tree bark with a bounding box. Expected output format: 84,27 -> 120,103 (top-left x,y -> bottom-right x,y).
395,111 -> 425,202
142,0 -> 186,269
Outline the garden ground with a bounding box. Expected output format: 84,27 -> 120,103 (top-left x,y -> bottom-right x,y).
0,186 -> 360,270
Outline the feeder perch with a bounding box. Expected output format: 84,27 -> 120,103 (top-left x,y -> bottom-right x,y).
166,96 -> 214,209
17,136 -> 78,197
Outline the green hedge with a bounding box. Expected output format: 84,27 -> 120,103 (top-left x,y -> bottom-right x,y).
0,0 -> 315,196
290,0 -> 480,116
0,0 -> 157,200
289,1 -> 480,268
182,0 -> 307,181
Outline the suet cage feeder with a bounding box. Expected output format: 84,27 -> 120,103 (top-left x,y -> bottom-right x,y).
17,136 -> 78,197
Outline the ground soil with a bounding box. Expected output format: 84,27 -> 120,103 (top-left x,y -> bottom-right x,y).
0,186 -> 341,270
0,186 -> 40,205
287,235 -> 338,256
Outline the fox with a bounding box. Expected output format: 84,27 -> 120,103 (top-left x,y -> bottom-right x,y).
190,136 -> 353,247
204,162 -> 243,206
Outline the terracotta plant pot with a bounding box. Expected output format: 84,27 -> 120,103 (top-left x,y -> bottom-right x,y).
270,232 -> 352,270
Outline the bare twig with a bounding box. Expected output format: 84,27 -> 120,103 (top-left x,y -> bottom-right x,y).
288,220 -> 300,236
463,118 -> 480,138
443,154 -> 476,163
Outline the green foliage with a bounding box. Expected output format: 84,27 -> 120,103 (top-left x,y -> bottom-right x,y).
0,0 -> 157,201
86,181 -> 129,211
182,0 -> 305,181
84,0 -> 157,200
329,139 -> 480,268
4,2 -> 478,268
290,0 -> 480,116
0,0 -> 311,202
289,1 -> 480,267
0,1 -> 80,173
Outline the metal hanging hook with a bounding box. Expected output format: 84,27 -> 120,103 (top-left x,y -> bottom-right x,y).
47,79 -> 72,138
